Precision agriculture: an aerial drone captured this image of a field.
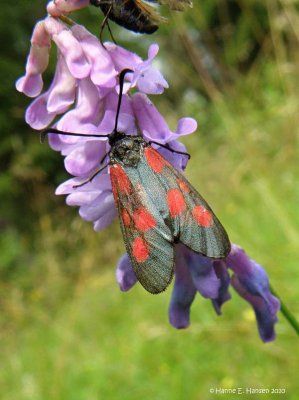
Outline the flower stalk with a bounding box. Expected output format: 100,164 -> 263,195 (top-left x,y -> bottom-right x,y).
270,285 -> 299,337
58,15 -> 76,27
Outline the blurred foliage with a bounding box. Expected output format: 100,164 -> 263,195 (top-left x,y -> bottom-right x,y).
0,0 -> 299,399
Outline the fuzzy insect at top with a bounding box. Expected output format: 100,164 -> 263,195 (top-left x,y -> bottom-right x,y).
90,0 -> 193,34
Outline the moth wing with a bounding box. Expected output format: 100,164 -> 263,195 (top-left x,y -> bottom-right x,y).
143,147 -> 231,259
135,0 -> 167,24
110,162 -> 175,294
150,0 -> 193,11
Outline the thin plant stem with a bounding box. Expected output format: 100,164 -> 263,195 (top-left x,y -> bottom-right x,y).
270,284 -> 299,336
58,15 -> 76,27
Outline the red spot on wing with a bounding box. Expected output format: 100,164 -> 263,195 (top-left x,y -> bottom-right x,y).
133,208 -> 156,232
144,147 -> 166,173
177,179 -> 189,193
192,205 -> 213,227
167,188 -> 186,217
122,209 -> 131,226
110,164 -> 131,197
132,237 -> 149,262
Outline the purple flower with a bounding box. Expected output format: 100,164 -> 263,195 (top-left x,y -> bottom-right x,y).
106,43 -> 169,94
227,245 -> 280,342
132,92 -> 197,170
17,18 -> 197,230
56,172 -> 117,231
116,254 -> 138,291
117,244 -> 280,342
16,21 -> 51,97
25,51 -> 76,129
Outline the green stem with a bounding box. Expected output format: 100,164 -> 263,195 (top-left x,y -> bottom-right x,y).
57,15 -> 76,27
270,284 -> 299,336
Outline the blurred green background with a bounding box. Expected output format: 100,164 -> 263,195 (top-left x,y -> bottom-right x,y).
1,0 -> 298,399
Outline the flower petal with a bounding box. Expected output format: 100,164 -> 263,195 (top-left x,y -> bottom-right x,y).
136,68 -> 168,95
66,190 -> 101,206
47,0 -> 89,16
16,21 -> 51,97
168,249 -> 197,329
231,275 -> 280,342
227,244 -> 280,342
93,207 -> 117,231
25,91 -> 56,129
96,91 -> 136,135
79,191 -> 114,222
106,42 -> 142,71
56,173 -> 111,196
129,44 -> 168,94
64,140 -> 106,176
147,43 -> 159,60
176,118 -> 197,137
25,51 -> 76,130
116,253 -> 138,291
132,93 -> 171,143
72,25 -> 117,87
16,74 -> 44,98
56,78 -> 103,141
47,52 -> 76,113
183,248 -> 220,299
227,245 -> 276,304
211,260 -> 231,315
154,140 -> 188,171
44,17 -> 91,79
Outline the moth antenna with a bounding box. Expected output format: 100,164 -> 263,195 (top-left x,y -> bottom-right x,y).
40,127 -> 111,143
106,20 -> 117,44
148,140 -> 191,159
114,68 -> 134,133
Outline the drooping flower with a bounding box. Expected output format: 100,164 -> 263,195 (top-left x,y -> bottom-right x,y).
16,20 -> 51,98
117,244 -> 280,342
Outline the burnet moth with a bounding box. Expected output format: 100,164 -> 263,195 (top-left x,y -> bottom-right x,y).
90,0 -> 193,35
42,69 -> 231,294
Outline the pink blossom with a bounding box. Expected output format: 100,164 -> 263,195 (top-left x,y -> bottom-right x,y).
16,21 -> 51,97
16,18 -> 196,228
47,0 -> 89,16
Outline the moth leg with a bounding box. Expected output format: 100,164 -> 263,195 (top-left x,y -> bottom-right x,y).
106,19 -> 117,44
100,3 -> 113,47
148,141 -> 191,159
72,163 -> 109,188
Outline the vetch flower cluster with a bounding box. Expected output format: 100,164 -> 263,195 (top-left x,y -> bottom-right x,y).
17,12 -> 280,342
17,16 -> 196,229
